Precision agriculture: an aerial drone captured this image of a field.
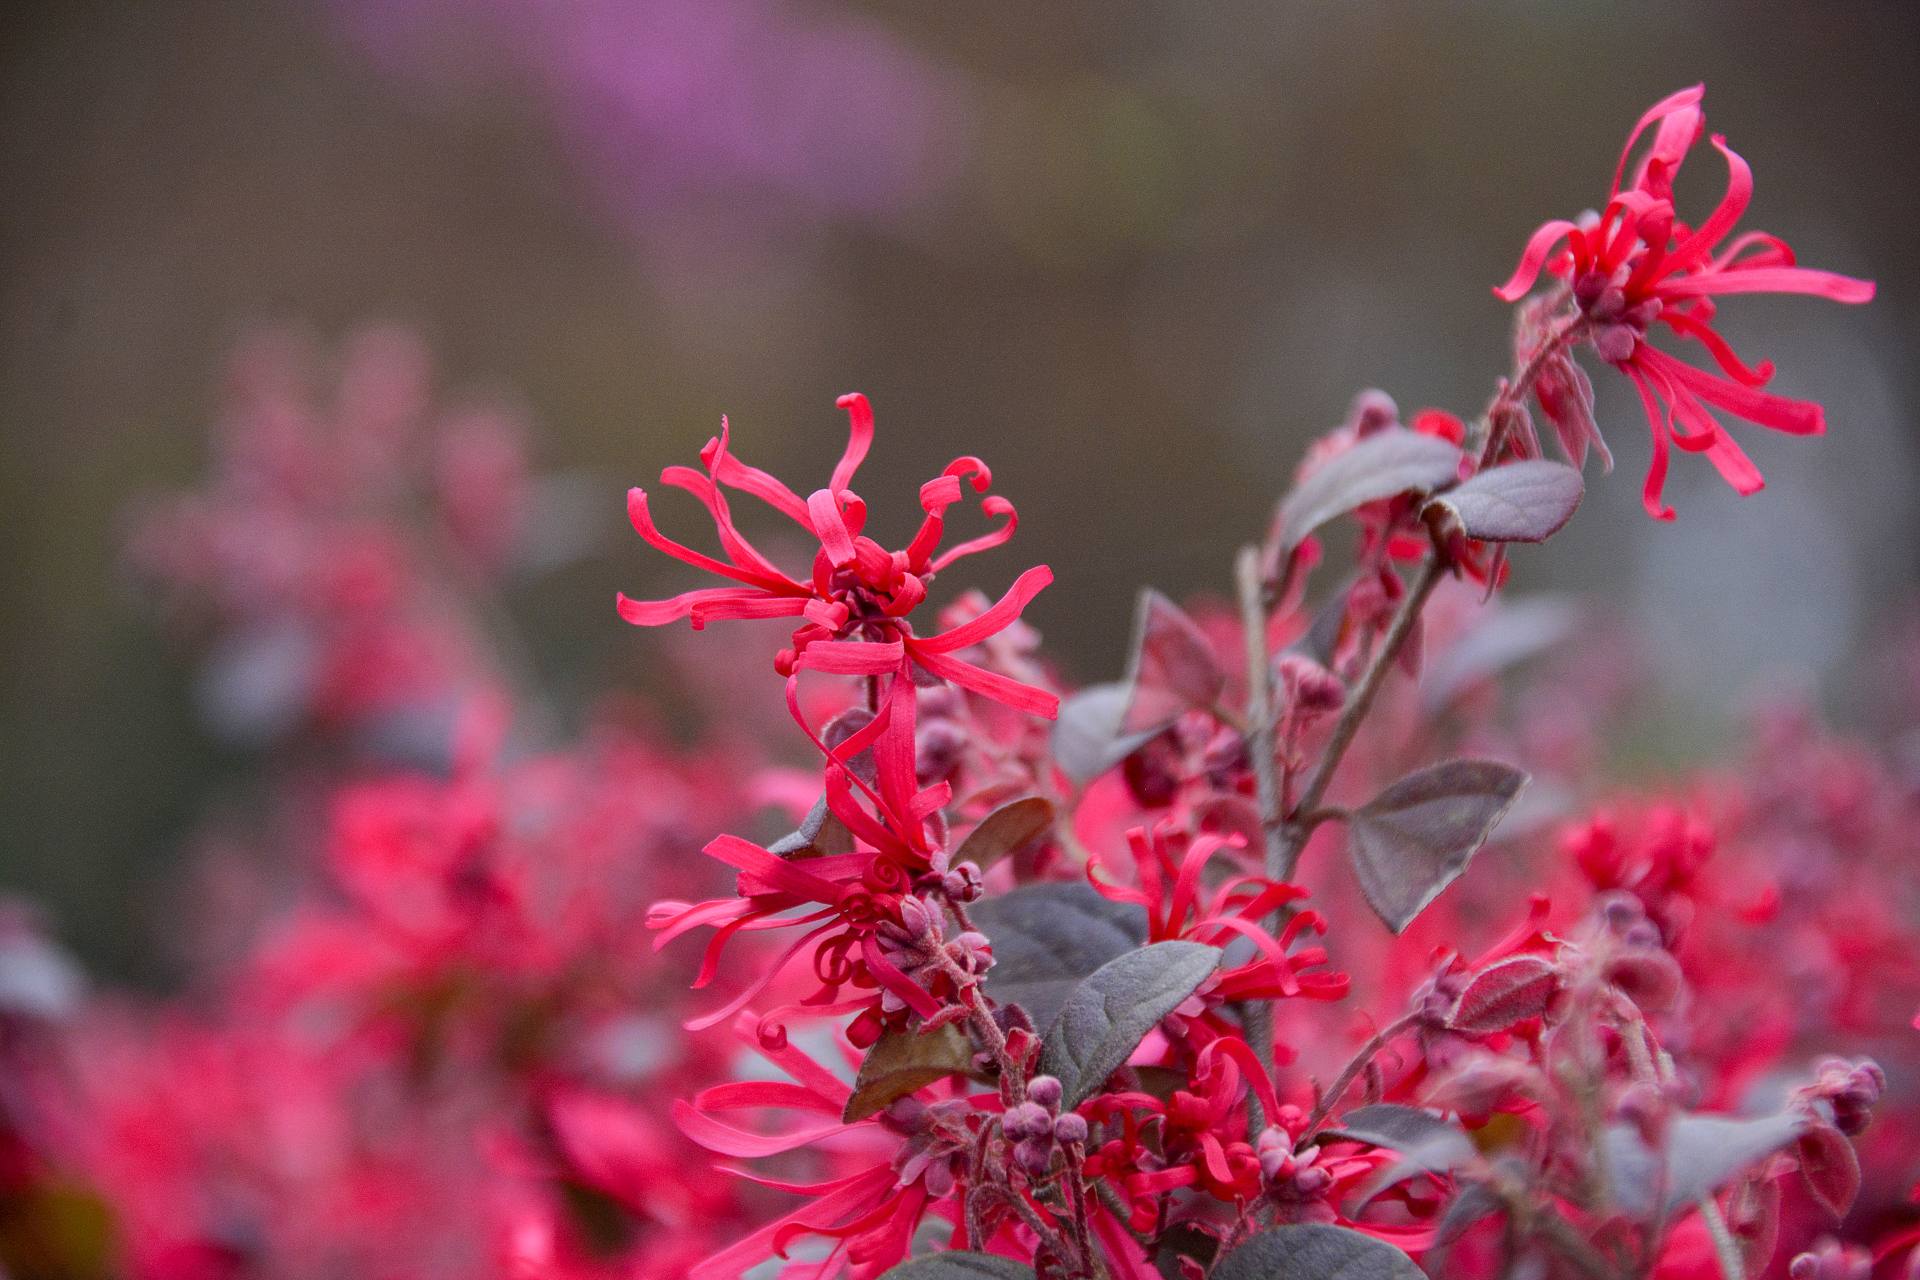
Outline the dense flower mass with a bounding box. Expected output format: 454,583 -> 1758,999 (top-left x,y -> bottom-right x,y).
2,85 -> 1906,1280
1495,85 -> 1875,518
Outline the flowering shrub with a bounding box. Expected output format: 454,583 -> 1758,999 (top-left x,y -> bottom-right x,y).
0,86 -> 1909,1280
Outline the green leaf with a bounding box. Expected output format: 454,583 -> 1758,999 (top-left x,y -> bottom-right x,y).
1213,1223 -> 1424,1280
954,796 -> 1056,872
1345,760 -> 1527,933
876,1253 -> 1037,1279
1425,460 -> 1584,543
1040,940 -> 1221,1107
971,882 -> 1146,1030
1276,428 -> 1465,553
844,1023 -> 977,1123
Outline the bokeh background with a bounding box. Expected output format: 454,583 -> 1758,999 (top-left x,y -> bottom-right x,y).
3,0 -> 1915,982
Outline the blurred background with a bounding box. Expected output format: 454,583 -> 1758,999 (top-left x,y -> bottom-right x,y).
1,0 -> 1914,982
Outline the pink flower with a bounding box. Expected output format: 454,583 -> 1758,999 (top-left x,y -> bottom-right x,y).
1495,85 -> 1874,518
617,394 -> 1058,717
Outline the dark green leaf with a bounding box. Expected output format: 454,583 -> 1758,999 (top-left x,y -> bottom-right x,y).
876,1253 -> 1037,1279
1425,460 -> 1583,543
971,882 -> 1146,1030
1346,760 -> 1528,933
955,797 -> 1056,872
844,1023 -> 977,1123
1276,429 -> 1465,553
1603,1110 -> 1808,1221
1213,1223 -> 1424,1280
1040,941 -> 1221,1107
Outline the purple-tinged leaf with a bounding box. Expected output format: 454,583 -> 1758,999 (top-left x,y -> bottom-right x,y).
1052,683 -> 1169,784
1725,1173 -> 1783,1277
954,796 -> 1055,872
1345,760 -> 1528,933
767,794 -> 855,860
1276,429 -> 1466,553
1796,1123 -> 1861,1219
843,1022 -> 976,1123
876,1254 -> 1038,1279
1604,1110 -> 1808,1221
1122,590 -> 1226,733
1448,955 -> 1561,1035
1425,460 -> 1584,544
1604,947 -> 1684,1014
970,882 -> 1146,1030
1322,1104 -> 1475,1163
1213,1224 -> 1423,1280
1040,941 -> 1221,1107
1421,595 -> 1578,711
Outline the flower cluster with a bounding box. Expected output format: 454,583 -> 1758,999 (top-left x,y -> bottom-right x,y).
0,85 -> 1906,1280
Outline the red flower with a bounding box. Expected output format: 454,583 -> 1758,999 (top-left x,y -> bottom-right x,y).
672,1015 -> 980,1280
617,394 -> 1058,718
648,685 -> 964,1040
1087,826 -> 1349,1035
1495,85 -> 1873,518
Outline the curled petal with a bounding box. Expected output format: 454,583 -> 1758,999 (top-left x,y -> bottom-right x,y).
617,586 -> 810,630
1660,134 -> 1752,273
910,647 -> 1060,719
931,495 -> 1020,573
705,416 -> 814,528
1611,83 -> 1706,197
831,393 -> 875,494
1493,219 -> 1579,302
1640,344 -> 1824,435
1625,365 -> 1677,521
626,488 -> 794,592
914,566 -> 1054,654
1660,310 -> 1775,386
808,488 -> 858,567
1661,265 -> 1876,304
794,639 -> 907,676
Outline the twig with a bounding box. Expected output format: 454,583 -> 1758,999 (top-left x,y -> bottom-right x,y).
1299,1012 -> 1420,1140
1234,545 -> 1283,1130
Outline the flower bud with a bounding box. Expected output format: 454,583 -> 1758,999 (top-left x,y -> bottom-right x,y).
1025,1075 -> 1063,1110
941,861 -> 984,903
1014,1136 -> 1054,1177
1002,1101 -> 1052,1141
1052,1113 -> 1088,1145
1595,323 -> 1640,364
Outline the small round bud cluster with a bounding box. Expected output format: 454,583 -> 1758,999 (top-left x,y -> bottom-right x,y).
938,860 -> 984,904
1000,1074 -> 1085,1178
1804,1057 -> 1886,1136
1255,1127 -> 1334,1218
874,894 -> 993,1015
1574,268 -> 1664,367
1790,1238 -> 1874,1280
